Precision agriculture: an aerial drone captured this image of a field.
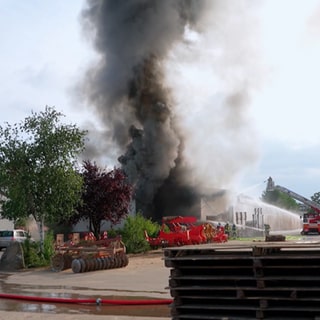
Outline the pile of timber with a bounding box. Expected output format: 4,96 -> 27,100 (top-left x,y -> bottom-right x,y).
164,240 -> 320,319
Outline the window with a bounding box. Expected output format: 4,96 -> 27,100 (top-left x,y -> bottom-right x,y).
0,231 -> 13,237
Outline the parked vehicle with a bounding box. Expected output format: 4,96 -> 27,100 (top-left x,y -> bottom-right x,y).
266,177 -> 320,235
0,229 -> 34,250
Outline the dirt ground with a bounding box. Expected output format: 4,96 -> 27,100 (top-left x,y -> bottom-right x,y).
0,250 -> 171,320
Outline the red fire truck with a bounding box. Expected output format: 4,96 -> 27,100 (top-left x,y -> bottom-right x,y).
266,177 -> 320,235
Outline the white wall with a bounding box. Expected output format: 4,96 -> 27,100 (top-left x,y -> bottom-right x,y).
0,216 -> 14,230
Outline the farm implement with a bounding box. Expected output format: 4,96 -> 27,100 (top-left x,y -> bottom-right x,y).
51,233 -> 128,273
145,216 -> 228,249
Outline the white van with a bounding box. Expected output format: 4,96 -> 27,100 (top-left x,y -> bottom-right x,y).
0,229 -> 34,250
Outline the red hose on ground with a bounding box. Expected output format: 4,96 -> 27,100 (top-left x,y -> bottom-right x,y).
0,292 -> 173,305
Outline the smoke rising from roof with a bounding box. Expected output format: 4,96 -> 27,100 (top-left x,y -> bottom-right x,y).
80,0 -> 263,218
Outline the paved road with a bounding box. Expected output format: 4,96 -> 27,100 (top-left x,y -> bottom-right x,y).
1,235 -> 319,319
0,250 -> 171,319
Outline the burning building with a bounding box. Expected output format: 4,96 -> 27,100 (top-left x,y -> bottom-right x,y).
80,0 -> 261,221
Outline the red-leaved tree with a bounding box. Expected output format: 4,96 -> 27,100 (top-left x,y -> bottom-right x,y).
70,160 -> 133,239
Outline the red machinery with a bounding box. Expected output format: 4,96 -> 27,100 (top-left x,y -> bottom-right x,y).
144,216 -> 228,249
266,177 -> 320,235
51,234 -> 128,273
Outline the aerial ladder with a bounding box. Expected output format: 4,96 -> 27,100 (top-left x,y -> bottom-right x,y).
266,177 -> 320,235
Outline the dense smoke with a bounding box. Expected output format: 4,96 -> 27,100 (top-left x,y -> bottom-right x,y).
80,0 -> 262,219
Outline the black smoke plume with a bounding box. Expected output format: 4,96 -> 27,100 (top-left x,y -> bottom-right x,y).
81,0 -> 210,219
80,0 -> 262,220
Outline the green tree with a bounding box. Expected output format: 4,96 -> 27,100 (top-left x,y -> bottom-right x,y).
261,189 -> 299,211
0,106 -> 87,248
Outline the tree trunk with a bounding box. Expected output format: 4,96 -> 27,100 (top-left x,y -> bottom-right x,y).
89,216 -> 100,240
37,216 -> 45,252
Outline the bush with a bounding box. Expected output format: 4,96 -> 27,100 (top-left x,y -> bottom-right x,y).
22,240 -> 45,268
106,228 -> 120,238
42,230 -> 55,262
22,231 -> 55,268
120,213 -> 160,254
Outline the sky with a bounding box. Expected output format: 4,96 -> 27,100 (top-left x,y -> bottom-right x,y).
1,0 -> 320,201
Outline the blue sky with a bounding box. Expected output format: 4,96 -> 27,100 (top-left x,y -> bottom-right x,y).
0,1 -> 95,124
243,0 -> 320,198
1,0 -> 320,200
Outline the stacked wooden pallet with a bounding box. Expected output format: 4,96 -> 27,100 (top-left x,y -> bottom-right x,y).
164,241 -> 320,319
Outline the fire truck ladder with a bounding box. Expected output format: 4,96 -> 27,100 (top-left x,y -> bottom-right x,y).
266,177 -> 320,213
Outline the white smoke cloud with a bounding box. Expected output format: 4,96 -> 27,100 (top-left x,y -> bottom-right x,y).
164,1 -> 264,192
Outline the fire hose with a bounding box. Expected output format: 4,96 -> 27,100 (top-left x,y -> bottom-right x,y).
0,292 -> 173,306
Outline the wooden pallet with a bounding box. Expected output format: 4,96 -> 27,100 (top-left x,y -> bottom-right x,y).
164,241 -> 320,319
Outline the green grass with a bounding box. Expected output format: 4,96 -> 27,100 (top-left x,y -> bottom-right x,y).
230,235 -> 303,242
230,237 -> 264,242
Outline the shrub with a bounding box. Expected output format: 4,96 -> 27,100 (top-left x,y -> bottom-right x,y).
42,230 -> 55,262
106,228 -> 119,238
22,231 -> 55,268
22,240 -> 45,268
120,213 -> 160,254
